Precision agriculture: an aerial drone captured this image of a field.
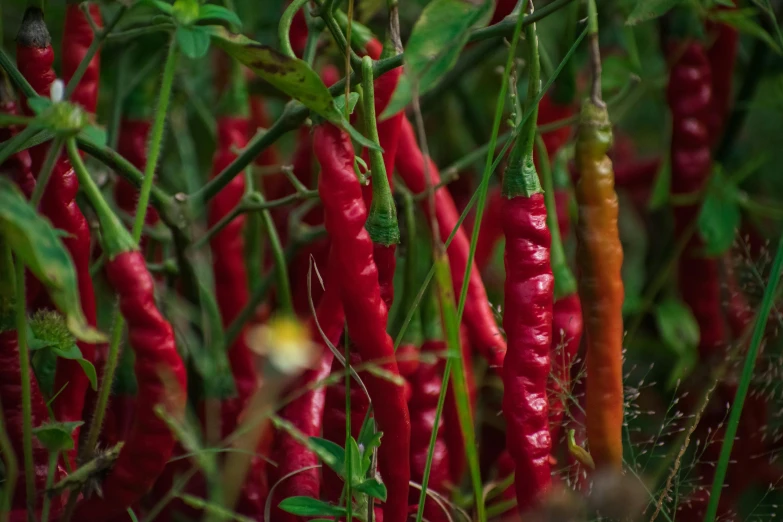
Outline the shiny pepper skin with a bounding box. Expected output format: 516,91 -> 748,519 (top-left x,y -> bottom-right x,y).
0,330 -> 66,513
74,251 -> 187,520
408,340 -> 450,522
667,43 -> 725,358
62,3 -> 102,113
502,193 -> 554,511
396,118 -> 506,369
548,293 -> 583,444
575,102 -> 624,471
208,116 -> 257,415
17,7 -> 98,440
314,122 -> 411,522
273,249 -> 345,522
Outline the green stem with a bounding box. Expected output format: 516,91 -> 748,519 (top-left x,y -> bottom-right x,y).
704,235 -> 783,522
0,389 -> 17,520
14,252 -> 35,507
279,0 -> 310,58
0,124 -> 39,166
63,6 -> 128,100
344,337 -> 353,522
469,0 -> 576,42
302,8 -> 322,66
244,167 -> 263,294
132,36 -> 177,243
0,49 -> 36,99
257,192 -> 293,315
536,136 -> 576,299
361,56 -> 399,246
29,137 -> 63,207
457,0 -> 527,321
40,451 -> 58,522
502,2 -> 541,199
105,23 -> 175,42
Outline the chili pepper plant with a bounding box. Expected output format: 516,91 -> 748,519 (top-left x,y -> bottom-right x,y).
1,0 -> 783,521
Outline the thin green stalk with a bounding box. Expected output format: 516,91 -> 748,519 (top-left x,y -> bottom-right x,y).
244,167 -> 263,294
14,253 -> 35,507
0,49 -> 36,99
257,192 -> 293,315
469,0 -> 576,42
132,36 -> 177,243
0,398 -> 17,521
40,452 -> 59,522
64,6 -> 128,100
0,124 -> 39,166
279,0 -> 310,58
456,0 -> 527,321
344,336 -> 353,522
536,135 -> 576,298
302,8 -> 322,66
30,137 -> 63,207
704,235 -> 783,522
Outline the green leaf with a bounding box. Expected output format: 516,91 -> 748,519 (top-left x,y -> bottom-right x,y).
172,0 -> 199,24
32,421 -> 83,452
354,478 -> 387,501
0,178 -> 105,344
77,358 -> 98,391
383,0 -> 493,118
309,436 -> 346,476
79,125 -> 107,148
698,173 -> 741,256
347,437 -> 363,485
648,154 -> 670,210
27,97 -> 52,115
626,0 -> 684,25
708,8 -> 782,55
278,497 -> 347,517
334,93 -> 360,115
654,298 -> 700,355
209,27 -> 379,151
176,25 -> 212,59
197,4 -> 242,29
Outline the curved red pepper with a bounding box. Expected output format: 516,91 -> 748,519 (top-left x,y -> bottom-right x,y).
705,10 -> 738,147
395,118 -> 506,369
272,249 -> 344,522
62,3 -> 102,114
17,8 -> 98,443
408,340 -> 450,522
0,329 -> 66,513
74,251 -> 187,520
667,42 -> 725,358
314,122 -> 411,522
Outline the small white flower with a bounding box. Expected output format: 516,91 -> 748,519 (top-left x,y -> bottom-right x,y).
245,316 -> 317,375
50,79 -> 64,103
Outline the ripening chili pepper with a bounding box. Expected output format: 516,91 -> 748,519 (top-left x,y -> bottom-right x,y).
361,56 -> 400,310
0,77 -> 36,198
490,0 -> 516,26
574,100 -> 624,471
705,8 -> 738,147
272,248 -> 344,522
314,121 -> 411,522
17,8 -> 98,447
62,3 -> 102,114
408,287 -> 450,522
535,135 -> 583,449
68,140 -> 187,520
396,117 -> 506,369
500,16 -> 554,512
0,327 -> 66,513
667,42 -> 725,359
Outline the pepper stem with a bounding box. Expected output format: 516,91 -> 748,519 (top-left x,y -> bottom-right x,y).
361,55 -> 400,246
502,1 -> 542,199
587,0 -> 604,107
536,135 -> 577,299
66,139 -> 137,258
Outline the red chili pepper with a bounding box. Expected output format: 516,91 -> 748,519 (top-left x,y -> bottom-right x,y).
705,9 -> 738,147
395,117 -> 506,369
489,0 -> 516,26
0,329 -> 66,513
667,42 -> 725,358
314,121 -> 411,522
17,8 -> 98,448
62,3 -> 102,113
548,294 -> 582,444
0,79 -> 36,198
73,251 -> 187,520
500,16 -> 554,511
272,248 -> 344,522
